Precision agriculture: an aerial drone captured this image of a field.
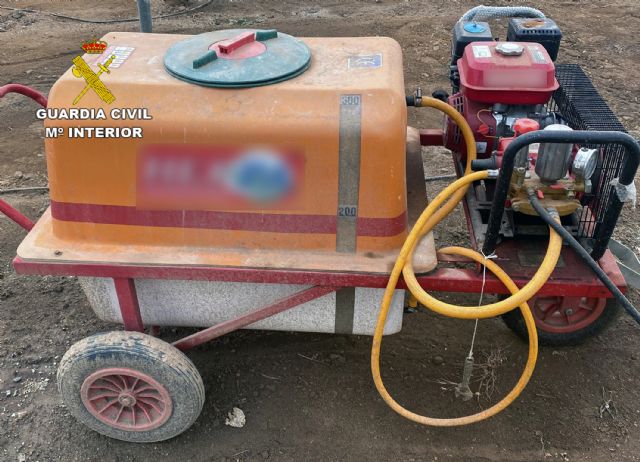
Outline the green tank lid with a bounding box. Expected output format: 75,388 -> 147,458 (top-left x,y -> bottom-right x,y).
164,29 -> 311,88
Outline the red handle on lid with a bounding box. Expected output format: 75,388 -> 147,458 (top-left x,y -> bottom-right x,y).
218,31 -> 256,55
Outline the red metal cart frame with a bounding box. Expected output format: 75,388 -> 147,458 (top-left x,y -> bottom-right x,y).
11,239 -> 624,351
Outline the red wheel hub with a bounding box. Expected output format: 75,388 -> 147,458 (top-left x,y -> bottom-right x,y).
529,296 -> 607,334
81,368 -> 172,431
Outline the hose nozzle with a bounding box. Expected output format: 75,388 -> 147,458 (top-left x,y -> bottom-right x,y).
455,356 -> 475,401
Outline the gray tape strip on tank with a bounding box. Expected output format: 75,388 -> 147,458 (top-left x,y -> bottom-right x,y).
334,287 -> 355,334
336,94 -> 362,253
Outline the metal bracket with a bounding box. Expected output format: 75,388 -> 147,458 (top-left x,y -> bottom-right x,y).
609,239 -> 640,290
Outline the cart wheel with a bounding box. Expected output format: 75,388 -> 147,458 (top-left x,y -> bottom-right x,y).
57,331 -> 205,442
502,296 -> 620,346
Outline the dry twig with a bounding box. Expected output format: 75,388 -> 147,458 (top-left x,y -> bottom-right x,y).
599,386 -> 617,419
433,345 -> 508,401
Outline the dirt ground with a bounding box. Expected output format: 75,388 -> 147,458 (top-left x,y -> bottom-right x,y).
1,1 -> 639,461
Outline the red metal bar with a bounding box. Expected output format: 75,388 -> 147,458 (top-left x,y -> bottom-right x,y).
453,158 -> 479,250
13,249 -> 624,298
172,286 -> 337,350
600,248 -> 627,289
113,278 -> 144,332
0,199 -> 34,231
0,84 -> 48,108
419,129 -> 445,146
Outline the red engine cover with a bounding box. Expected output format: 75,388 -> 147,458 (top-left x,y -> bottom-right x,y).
458,41 -> 558,104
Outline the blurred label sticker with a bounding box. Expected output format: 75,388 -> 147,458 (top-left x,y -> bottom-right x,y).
348,54 -> 382,68
138,145 -> 305,211
472,45 -> 492,58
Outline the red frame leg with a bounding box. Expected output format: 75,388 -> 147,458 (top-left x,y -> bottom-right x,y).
113,278 -> 144,332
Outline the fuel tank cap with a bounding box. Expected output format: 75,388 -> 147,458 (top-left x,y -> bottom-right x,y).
495,42 -> 524,56
164,29 -> 311,88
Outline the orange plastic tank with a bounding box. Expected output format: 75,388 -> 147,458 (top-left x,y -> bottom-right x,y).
22,30 -> 436,275
45,30 -> 406,249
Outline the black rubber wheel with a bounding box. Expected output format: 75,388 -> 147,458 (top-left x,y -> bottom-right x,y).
58,331 -> 205,442
501,297 -> 620,346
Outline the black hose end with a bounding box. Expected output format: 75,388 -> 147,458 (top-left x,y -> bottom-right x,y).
406,96 -> 415,107
431,90 -> 449,103
471,157 -> 498,171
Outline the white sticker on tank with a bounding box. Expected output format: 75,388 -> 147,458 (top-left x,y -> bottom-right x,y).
96,46 -> 135,68
472,45 -> 492,58
476,141 -> 488,154
527,45 -> 547,64
348,54 -> 382,69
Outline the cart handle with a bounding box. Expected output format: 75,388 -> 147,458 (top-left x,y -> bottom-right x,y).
0,84 -> 48,108
0,84 -> 47,231
0,199 -> 34,231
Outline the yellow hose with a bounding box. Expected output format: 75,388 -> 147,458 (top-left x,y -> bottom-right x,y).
370,97 -> 563,426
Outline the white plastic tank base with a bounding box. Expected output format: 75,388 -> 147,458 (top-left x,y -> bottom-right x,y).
78,278 -> 404,335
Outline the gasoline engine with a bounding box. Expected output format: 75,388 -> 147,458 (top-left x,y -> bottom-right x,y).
434,10 -> 633,260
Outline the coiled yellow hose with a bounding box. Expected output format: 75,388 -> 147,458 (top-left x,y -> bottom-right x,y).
370,97 -> 563,426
